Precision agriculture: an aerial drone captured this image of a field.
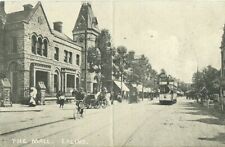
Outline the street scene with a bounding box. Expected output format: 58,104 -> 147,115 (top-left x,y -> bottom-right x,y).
0,98 -> 225,147
1,0 -> 225,147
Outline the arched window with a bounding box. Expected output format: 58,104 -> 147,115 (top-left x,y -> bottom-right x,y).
43,39 -> 48,57
31,35 -> 37,54
37,37 -> 42,55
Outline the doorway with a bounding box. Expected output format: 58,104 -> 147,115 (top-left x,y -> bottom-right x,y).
36,71 -> 48,91
54,70 -> 60,92
8,62 -> 18,102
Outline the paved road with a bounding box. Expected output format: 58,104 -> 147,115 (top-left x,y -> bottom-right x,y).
1,97 -> 225,147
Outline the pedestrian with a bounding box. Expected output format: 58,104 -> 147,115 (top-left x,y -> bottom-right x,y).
105,92 -> 111,106
117,92 -> 122,103
56,90 -> 61,104
110,91 -> 114,105
59,92 -> 66,108
29,87 -> 37,107
72,88 -> 78,100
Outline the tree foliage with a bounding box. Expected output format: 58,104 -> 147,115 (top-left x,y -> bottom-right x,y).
192,65 -> 220,95
87,47 -> 101,73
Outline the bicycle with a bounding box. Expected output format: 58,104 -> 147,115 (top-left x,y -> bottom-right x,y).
73,100 -> 85,120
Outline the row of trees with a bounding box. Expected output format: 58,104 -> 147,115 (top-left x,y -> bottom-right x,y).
87,29 -> 187,93
88,28 -> 222,97
192,65 -> 220,95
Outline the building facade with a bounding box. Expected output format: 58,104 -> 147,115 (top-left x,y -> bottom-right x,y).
0,2 -> 82,103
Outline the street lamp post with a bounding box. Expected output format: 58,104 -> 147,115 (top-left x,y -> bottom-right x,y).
220,49 -> 224,111
106,46 -> 113,93
120,56 -> 124,98
83,15 -> 88,93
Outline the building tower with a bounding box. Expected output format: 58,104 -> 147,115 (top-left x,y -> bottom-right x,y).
72,2 -> 100,93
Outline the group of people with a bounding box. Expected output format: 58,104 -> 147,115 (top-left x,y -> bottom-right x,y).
56,88 -> 86,116
29,85 -> 120,110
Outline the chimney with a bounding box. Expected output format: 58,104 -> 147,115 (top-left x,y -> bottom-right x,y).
53,21 -> 63,33
0,1 -> 5,11
0,1 -> 5,14
23,4 -> 33,11
0,1 -> 6,26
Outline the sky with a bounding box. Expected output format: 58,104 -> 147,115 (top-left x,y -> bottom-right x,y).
5,0 -> 225,83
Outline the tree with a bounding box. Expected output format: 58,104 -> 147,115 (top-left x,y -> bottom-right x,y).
87,47 -> 101,73
96,29 -> 113,91
96,29 -> 111,54
192,65 -> 220,95
113,46 -> 128,94
160,69 -> 166,75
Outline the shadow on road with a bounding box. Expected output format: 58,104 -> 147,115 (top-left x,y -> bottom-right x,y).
188,118 -> 225,125
180,101 -> 225,121
180,100 -> 225,145
148,102 -> 175,106
149,102 -> 161,105
198,133 -> 225,144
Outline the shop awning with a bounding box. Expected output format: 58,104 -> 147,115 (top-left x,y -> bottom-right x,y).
114,81 -> 130,92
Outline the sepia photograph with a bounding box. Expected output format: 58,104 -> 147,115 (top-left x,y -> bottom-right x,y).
0,0 -> 225,146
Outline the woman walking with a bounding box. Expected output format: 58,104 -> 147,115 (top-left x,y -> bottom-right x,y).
29,87 -> 37,107
56,91 -> 65,108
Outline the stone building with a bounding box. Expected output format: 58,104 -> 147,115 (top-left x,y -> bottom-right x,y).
73,2 -> 100,93
0,2 -> 82,103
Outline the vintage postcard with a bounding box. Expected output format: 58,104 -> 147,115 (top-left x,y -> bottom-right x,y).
0,0 -> 225,147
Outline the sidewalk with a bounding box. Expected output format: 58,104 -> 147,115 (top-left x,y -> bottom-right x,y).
0,104 -> 43,112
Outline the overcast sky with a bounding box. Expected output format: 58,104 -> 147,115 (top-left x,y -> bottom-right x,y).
5,0 -> 225,83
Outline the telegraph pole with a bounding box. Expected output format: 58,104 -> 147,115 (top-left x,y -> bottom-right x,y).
84,14 -> 87,93
220,49 -> 224,111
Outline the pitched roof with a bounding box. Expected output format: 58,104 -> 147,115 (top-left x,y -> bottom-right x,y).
52,29 -> 81,46
5,2 -> 81,47
73,2 -> 100,33
6,10 -> 30,24
6,1 -> 52,34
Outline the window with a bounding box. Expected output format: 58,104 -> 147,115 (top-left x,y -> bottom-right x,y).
68,52 -> 72,64
64,50 -> 68,62
31,35 -> 37,54
37,38 -> 42,55
64,50 -> 72,63
76,54 -> 80,65
43,39 -> 48,57
38,16 -> 43,24
12,37 -> 17,52
54,47 -> 59,61
31,34 -> 48,57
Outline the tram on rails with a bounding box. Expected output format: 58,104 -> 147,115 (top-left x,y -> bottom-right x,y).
159,81 -> 177,104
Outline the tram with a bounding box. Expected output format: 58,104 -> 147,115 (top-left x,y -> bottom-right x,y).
159,81 -> 177,104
